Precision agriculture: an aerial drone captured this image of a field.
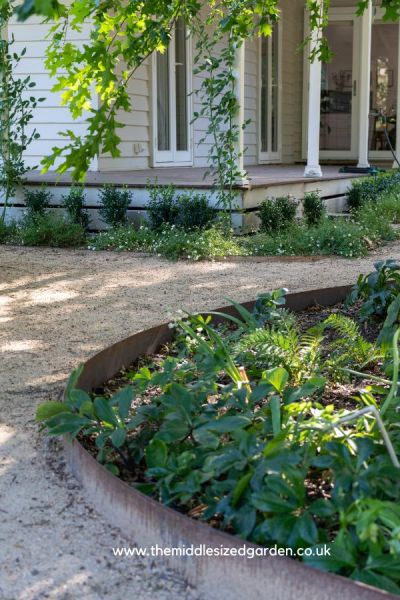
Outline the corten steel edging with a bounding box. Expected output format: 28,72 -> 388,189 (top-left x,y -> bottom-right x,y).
64,285 -> 395,600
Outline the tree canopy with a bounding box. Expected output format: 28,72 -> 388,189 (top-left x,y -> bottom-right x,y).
2,0 -> 400,179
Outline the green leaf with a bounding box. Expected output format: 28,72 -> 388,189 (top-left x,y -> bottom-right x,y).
145,439 -> 168,468
94,397 -> 118,426
36,401 -> 71,421
112,386 -> 133,420
155,419 -> 189,442
270,395 -> 281,435
104,463 -> 120,476
295,512 -> 318,545
232,471 -> 252,507
263,367 -> 289,393
69,388 -> 91,409
202,415 -> 251,434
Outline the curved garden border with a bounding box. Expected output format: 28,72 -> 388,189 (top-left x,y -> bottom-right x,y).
63,285 -> 395,600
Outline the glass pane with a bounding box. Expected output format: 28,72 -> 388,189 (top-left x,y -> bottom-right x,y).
175,17 -> 188,151
271,27 -> 279,152
261,37 -> 269,153
369,23 -> 398,152
157,49 -> 170,151
320,22 -> 353,151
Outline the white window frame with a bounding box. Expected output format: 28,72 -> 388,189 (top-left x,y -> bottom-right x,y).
152,23 -> 193,166
258,22 -> 282,163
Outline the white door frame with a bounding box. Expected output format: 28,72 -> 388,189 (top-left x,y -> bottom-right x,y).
152,22 -> 193,166
302,7 -> 360,160
258,22 -> 282,163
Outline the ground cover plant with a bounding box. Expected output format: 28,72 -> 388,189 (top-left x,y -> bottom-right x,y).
38,261 -> 400,595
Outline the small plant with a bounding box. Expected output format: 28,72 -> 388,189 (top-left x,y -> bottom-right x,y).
147,183 -> 178,231
346,259 -> 400,321
258,196 -> 297,233
63,186 -> 89,229
303,191 -> 325,226
175,192 -> 215,231
99,185 -> 131,227
147,184 -> 215,232
18,213 -> 86,247
347,171 -> 400,212
24,187 -> 52,218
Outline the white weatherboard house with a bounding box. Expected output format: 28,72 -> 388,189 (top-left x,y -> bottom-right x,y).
3,0 -> 399,227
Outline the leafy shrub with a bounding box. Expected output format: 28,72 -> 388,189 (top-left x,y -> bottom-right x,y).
147,184 -> 178,231
347,171 -> 400,211
175,192 -> 215,231
24,187 -> 52,217
147,184 -> 215,231
258,196 -> 297,232
99,185 -> 131,227
63,186 -> 89,229
18,213 -> 86,247
303,191 -> 325,226
375,189 -> 400,223
0,219 -> 17,243
346,259 -> 400,321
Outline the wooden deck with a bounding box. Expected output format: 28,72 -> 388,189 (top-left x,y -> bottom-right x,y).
26,164 -> 365,190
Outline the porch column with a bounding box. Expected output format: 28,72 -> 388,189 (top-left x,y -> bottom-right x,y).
357,0 -> 372,168
304,3 -> 323,178
233,39 -> 247,183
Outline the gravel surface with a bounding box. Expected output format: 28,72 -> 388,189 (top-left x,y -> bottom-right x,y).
2,243 -> 400,600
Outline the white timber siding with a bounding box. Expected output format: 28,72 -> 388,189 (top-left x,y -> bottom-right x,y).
8,16 -> 97,171
98,61 -> 151,171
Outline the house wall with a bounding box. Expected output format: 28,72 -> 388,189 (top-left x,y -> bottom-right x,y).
98,61 -> 151,171
7,15 -> 97,171
280,0 -> 305,164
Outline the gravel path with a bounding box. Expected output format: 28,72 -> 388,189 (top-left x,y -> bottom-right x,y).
2,243 -> 400,600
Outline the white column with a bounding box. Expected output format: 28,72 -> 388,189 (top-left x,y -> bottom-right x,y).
233,39 -> 248,183
304,4 -> 323,178
357,0 -> 372,168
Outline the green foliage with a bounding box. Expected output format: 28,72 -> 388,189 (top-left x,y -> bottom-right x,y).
0,218 -> 17,243
258,196 -> 297,233
63,186 -> 89,229
37,276 -> 400,594
147,184 -> 215,232
23,187 -> 52,218
18,213 -> 86,247
347,259 -> 400,321
303,191 -> 325,226
99,185 -> 131,227
347,171 -> 400,212
0,2 -> 45,219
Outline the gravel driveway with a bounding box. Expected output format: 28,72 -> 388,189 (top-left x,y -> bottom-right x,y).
2,243 -> 400,600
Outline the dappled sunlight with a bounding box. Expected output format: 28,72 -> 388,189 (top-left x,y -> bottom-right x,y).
20,573 -> 90,600
0,339 -> 43,353
28,287 -> 79,305
0,427 -> 16,475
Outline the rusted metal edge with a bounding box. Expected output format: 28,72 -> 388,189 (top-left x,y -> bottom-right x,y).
64,285 -> 394,600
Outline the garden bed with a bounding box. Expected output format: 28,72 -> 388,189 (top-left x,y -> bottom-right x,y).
38,273 -> 400,599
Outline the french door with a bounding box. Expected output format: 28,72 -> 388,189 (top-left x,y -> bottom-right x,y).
319,9 -> 359,159
259,24 -> 282,162
152,18 -> 192,166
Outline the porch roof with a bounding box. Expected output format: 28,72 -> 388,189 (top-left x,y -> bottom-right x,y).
26,164 -> 365,191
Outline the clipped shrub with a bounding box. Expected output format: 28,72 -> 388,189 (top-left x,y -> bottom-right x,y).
63,186 -> 89,229
99,184 -> 131,227
175,192 -> 215,231
19,213 -> 86,247
303,191 -> 325,226
0,219 -> 17,243
347,171 -> 400,211
147,184 -> 215,231
24,187 -> 52,217
258,195 -> 297,232
147,184 -> 179,231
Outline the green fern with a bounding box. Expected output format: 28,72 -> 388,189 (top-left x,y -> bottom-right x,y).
235,323 -> 323,385
322,313 -> 381,378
